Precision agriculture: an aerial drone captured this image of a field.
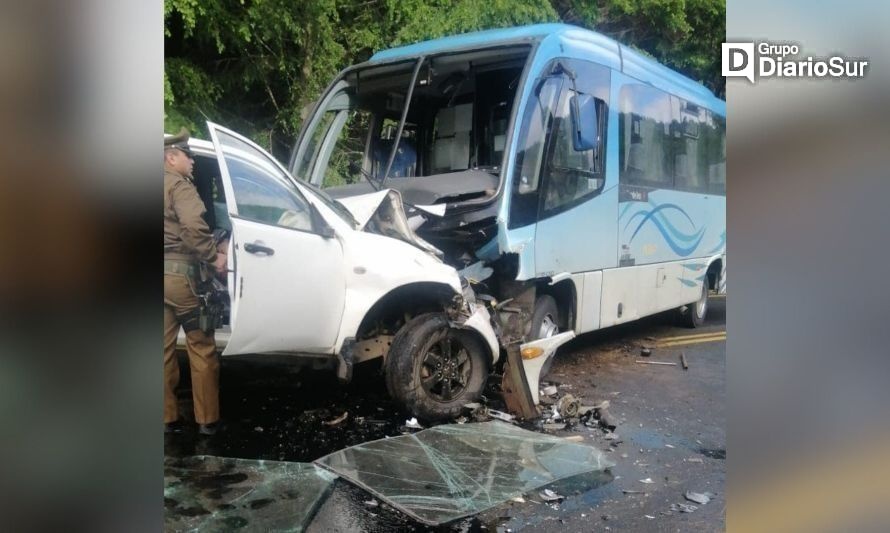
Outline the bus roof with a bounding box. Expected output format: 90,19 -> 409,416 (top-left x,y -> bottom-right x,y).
369,23 -> 723,113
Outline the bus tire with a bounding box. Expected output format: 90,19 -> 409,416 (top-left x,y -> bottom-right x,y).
385,312 -> 488,421
530,295 -> 560,377
680,281 -> 709,328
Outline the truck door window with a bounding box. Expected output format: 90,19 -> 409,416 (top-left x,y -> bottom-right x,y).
216,129 -> 314,232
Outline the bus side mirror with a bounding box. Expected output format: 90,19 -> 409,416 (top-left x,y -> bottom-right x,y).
570,93 -> 598,151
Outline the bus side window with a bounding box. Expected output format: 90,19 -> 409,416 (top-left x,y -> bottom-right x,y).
619,85 -> 673,188
706,114 -> 726,195
673,97 -> 707,192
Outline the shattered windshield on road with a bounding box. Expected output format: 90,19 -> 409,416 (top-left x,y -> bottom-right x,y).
164,455 -> 337,532
293,47 -> 530,206
314,420 -> 614,525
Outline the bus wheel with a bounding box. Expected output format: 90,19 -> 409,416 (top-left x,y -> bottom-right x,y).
384,313 -> 488,421
530,295 -> 560,377
680,281 -> 709,328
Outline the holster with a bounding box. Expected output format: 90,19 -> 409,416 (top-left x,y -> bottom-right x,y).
167,262 -> 223,334
175,307 -> 204,334
195,278 -> 228,334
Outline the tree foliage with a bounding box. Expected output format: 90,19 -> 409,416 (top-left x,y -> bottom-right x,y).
165,0 -> 724,157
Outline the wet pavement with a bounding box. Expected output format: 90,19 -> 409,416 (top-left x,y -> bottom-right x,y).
165,296 -> 726,531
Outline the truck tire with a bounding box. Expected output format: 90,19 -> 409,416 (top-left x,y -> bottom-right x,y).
385,313 -> 488,421
680,281 -> 709,328
530,295 -> 560,378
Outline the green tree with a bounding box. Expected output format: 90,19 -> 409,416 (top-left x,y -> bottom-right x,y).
551,0 -> 725,96
164,0 -> 724,156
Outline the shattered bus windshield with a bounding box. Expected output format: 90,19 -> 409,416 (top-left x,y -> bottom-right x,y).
294,46 -> 530,207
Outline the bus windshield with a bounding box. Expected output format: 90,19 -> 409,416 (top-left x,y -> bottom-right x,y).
294,46 -> 531,207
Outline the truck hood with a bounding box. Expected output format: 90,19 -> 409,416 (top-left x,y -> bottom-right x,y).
337,189 -> 444,259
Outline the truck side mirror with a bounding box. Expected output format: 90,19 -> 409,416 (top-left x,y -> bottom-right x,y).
570,93 -> 598,151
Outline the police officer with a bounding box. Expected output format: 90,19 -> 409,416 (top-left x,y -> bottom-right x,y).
164,128 -> 227,435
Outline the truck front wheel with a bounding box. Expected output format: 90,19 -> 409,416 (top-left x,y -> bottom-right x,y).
384,313 -> 488,421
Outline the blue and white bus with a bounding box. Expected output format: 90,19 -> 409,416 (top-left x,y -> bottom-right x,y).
290,23 -> 725,368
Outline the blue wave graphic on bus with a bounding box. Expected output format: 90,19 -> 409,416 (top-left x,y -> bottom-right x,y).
622,203 -> 706,256
709,230 -> 726,254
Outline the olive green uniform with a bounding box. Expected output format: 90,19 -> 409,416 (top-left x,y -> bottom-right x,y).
164,167 -> 220,425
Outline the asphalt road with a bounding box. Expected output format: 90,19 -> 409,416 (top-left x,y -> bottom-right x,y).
165,296 -> 726,532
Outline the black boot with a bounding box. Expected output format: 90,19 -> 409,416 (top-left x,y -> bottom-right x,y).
198,422 -> 220,436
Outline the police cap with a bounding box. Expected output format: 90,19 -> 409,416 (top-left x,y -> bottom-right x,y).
164,127 -> 193,157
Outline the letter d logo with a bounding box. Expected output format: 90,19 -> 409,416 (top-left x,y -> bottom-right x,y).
722,43 -> 755,83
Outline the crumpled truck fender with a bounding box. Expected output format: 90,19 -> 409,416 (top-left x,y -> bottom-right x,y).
451,304 -> 499,365
332,231 -> 462,354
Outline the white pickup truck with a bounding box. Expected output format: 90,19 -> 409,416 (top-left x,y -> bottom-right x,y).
173,122 -> 569,420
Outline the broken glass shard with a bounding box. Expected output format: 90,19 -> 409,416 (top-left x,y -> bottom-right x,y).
164,455 -> 337,532
314,420 -> 614,525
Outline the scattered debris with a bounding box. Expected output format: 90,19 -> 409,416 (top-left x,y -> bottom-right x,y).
589,403 -> 617,432
404,417 -> 423,429
670,503 -> 698,513
644,514 -> 656,519
687,457 -> 704,463
622,490 -> 645,494
639,478 -> 654,484
488,409 -> 515,423
323,411 -> 349,426
539,489 -> 563,502
541,385 -> 559,396
556,394 -> 581,418
510,496 -> 526,504
364,499 -> 379,507
685,491 -> 714,505
543,422 -> 566,431
563,435 -> 584,442
680,352 -> 689,370
640,347 -> 652,357
463,402 -> 490,422
580,400 -> 609,415
604,433 -> 620,441
665,444 -> 675,448
635,360 -> 677,366
253,426 -> 264,433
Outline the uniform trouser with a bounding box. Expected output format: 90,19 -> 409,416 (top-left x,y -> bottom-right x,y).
163,273 -> 219,425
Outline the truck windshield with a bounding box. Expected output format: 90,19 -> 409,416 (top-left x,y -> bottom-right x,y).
294,46 -> 530,206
